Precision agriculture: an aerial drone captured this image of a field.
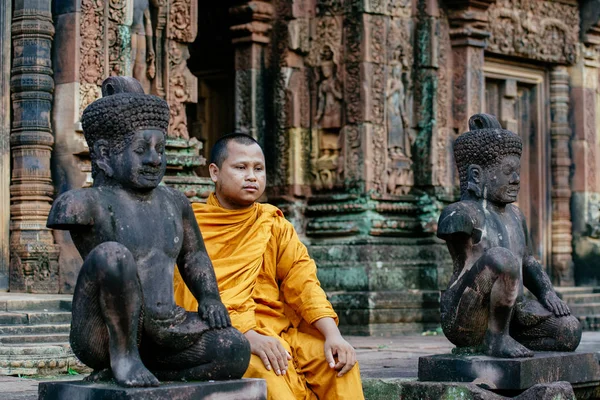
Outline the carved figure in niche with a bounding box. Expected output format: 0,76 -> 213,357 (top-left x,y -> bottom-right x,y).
386,47 -> 413,195
386,47 -> 410,158
437,114 -> 581,358
131,0 -> 157,93
314,46 -> 343,190
315,46 -> 342,129
47,77 -> 250,387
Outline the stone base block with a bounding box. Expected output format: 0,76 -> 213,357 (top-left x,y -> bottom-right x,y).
38,379 -> 266,400
363,379 -> 575,400
418,352 -> 600,390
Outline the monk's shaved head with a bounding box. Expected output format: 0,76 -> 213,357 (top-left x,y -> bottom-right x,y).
210,132 -> 262,167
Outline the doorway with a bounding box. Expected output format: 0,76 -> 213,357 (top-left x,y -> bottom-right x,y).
187,1 -> 236,176
484,61 -> 551,268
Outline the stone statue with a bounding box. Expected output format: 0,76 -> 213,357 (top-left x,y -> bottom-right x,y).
47,76 -> 250,387
437,113 -> 581,358
131,0 -> 157,93
315,46 -> 342,130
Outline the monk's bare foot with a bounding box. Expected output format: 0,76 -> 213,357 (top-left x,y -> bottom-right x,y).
483,331 -> 533,358
112,357 -> 160,387
84,368 -> 112,382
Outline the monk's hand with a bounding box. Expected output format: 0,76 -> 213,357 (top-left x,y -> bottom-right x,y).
540,291 -> 571,317
198,298 -> 231,329
324,334 -> 357,377
245,330 -> 292,376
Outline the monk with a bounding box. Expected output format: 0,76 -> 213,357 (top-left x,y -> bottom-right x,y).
174,133 -> 365,400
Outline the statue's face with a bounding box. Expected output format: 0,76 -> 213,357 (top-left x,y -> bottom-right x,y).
209,141 -> 266,209
483,155 -> 521,204
110,128 -> 166,191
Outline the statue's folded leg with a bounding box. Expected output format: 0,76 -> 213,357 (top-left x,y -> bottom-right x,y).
442,247 -> 532,357
143,324 -> 251,381
70,241 -> 158,387
510,300 -> 582,352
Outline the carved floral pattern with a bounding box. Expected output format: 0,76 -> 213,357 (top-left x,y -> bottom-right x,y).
487,0 -> 579,64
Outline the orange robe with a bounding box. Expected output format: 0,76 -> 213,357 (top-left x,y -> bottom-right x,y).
174,193 -> 364,400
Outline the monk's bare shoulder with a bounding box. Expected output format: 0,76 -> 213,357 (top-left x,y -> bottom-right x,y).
47,188 -> 99,229
437,200 -> 485,240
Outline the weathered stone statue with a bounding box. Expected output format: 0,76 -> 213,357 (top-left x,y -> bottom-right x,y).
47,76 -> 250,387
437,113 -> 581,358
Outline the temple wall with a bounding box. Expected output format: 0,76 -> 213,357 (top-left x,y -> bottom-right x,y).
1,0 -> 599,333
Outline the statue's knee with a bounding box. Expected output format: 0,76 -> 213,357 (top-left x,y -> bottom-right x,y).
484,247 -> 520,278
213,328 -> 251,378
88,242 -> 136,278
555,316 -> 582,351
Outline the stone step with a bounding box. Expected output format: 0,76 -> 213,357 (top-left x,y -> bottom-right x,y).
0,311 -> 71,326
561,293 -> 600,304
556,287 -> 600,296
0,333 -> 70,345
0,323 -> 70,336
568,303 -> 600,317
0,294 -> 72,313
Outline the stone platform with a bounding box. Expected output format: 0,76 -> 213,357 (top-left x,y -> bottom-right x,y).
38,379 -> 266,400
418,351 -> 600,391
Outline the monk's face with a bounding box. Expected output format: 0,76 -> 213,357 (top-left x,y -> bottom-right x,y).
110,129 -> 166,191
210,141 -> 266,209
483,155 -> 521,204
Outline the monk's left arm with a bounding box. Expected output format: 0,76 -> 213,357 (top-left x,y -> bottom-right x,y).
276,220 -> 338,325
520,210 -> 570,317
175,189 -> 231,328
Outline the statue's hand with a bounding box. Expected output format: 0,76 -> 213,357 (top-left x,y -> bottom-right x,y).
539,291 -> 571,317
198,298 -> 231,329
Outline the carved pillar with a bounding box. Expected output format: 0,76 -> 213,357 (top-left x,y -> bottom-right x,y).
446,0 -> 493,133
0,0 -> 11,289
229,0 -> 274,141
550,66 -> 574,286
10,0 -> 60,292
570,5 -> 600,285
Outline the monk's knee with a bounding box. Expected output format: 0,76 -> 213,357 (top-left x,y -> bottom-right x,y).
553,315 -> 582,351
87,242 -> 136,280
484,247 -> 520,279
210,328 -> 251,378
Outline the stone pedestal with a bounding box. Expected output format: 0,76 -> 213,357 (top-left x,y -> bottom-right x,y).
38,379 -> 266,400
418,352 -> 600,390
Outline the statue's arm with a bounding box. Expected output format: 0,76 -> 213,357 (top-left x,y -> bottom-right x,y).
46,190 -> 94,230
437,203 -> 475,241
519,207 -> 571,317
173,189 -> 231,328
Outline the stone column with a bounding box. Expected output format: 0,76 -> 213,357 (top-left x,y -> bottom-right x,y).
229,0 -> 274,142
550,66 -> 574,286
570,8 -> 600,285
446,0 -> 493,133
0,0 -> 11,290
10,0 -> 60,292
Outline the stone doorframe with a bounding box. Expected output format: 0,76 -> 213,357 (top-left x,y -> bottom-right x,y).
0,0 -> 10,290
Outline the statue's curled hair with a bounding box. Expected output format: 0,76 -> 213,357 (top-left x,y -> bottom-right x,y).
81,76 -> 170,177
454,113 -> 523,195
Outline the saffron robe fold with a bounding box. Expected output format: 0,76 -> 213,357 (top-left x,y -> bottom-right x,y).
173,193 -> 364,400
173,192 -> 338,337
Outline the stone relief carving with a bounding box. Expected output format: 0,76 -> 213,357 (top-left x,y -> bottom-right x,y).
314,46 -> 343,190
487,0 -> 579,64
385,18 -> 414,195
79,0 -> 105,115
131,0 -> 157,92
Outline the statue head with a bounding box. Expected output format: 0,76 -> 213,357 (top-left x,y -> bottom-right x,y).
454,114 -> 523,204
81,76 -> 170,191
319,45 -> 336,79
